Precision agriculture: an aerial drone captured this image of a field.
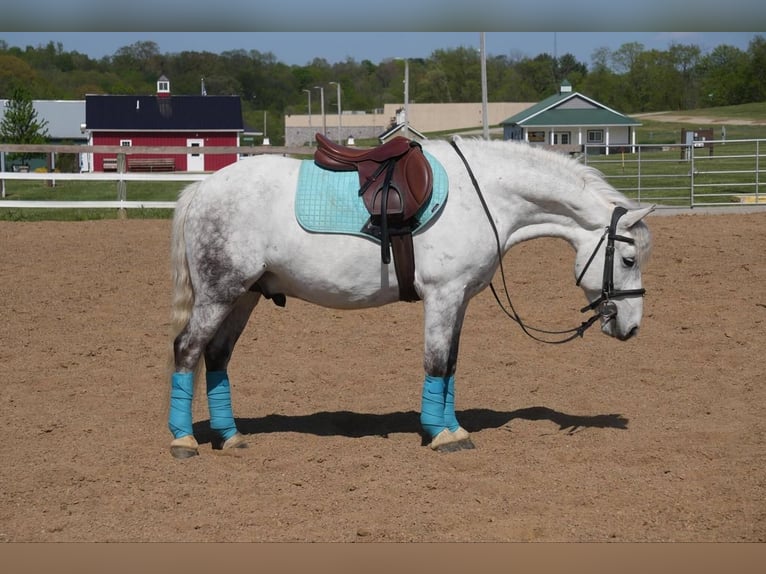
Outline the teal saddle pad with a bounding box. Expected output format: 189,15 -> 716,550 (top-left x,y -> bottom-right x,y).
295,150 -> 448,241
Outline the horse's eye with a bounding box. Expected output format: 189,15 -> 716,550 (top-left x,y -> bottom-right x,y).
622,257 -> 636,268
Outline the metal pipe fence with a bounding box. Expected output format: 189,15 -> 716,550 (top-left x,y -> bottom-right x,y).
582,139 -> 766,209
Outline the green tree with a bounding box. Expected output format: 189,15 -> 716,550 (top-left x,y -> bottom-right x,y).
698,45 -> 750,106
745,35 -> 766,103
0,86 -> 49,166
0,54 -> 38,97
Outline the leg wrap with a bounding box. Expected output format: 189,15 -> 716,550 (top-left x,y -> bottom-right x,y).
443,375 -> 460,432
168,371 -> 194,439
420,375 -> 447,438
206,370 -> 238,441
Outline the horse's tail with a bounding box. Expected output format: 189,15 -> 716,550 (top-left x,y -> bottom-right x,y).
167,183 -> 204,383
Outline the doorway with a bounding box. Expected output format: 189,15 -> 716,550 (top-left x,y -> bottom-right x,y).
186,138 -> 204,171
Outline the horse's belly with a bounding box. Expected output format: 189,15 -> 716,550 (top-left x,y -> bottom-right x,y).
258,234 -> 404,309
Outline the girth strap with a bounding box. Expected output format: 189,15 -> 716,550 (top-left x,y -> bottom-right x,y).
391,233 -> 419,302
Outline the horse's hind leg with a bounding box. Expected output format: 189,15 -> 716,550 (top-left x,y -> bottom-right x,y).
169,291 -> 256,458
203,291 -> 261,452
169,300 -> 234,458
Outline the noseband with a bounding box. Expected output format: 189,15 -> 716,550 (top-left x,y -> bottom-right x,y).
575,206 -> 646,319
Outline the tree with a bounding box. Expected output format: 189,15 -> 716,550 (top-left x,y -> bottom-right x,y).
0,54 -> 38,97
698,45 -> 750,106
0,86 -> 49,166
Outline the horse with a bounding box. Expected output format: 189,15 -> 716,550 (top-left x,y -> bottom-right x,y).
166,137 -> 653,459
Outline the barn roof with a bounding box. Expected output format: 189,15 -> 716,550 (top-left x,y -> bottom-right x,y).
84,95 -> 244,132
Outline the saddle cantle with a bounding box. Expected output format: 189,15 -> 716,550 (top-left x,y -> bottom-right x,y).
313,133 -> 434,302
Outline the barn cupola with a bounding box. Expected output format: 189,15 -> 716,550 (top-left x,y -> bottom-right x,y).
559,79 -> 572,94
156,75 -> 171,98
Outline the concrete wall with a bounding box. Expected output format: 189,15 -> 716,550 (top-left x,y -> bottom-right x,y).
285,101 -> 534,146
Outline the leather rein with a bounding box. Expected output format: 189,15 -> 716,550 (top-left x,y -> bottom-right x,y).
449,139 -> 644,344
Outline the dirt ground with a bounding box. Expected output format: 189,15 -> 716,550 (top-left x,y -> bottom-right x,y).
0,209 -> 764,543
633,112 -> 766,126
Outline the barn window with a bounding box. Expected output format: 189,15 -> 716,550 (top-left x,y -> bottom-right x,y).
527,131 -> 545,143
120,140 -> 132,147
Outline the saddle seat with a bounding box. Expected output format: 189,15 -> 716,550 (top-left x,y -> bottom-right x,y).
314,132 -> 413,167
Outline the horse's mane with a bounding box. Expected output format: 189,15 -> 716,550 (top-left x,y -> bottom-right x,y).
430,137 -> 652,265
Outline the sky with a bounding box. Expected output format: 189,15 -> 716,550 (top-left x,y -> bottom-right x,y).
1,0 -> 765,32
0,32 -> 762,68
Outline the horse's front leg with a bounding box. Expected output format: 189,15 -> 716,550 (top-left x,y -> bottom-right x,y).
421,290 -> 475,452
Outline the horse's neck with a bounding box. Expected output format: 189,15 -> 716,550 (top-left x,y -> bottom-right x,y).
485,153 -> 611,250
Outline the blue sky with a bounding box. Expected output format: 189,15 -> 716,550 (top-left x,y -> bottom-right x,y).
0,32 -> 762,68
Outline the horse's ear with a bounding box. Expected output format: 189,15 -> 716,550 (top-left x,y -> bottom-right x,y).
619,205 -> 655,229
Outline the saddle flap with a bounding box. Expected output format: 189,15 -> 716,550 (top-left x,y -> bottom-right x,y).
368,186 -> 405,216
399,146 -> 433,207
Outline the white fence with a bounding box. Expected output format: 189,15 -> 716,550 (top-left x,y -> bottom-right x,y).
0,144 -> 307,209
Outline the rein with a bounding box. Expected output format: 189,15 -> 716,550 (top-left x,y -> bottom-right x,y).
450,139 -> 613,344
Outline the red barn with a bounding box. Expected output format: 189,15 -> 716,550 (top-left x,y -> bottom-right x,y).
84,76 -> 244,172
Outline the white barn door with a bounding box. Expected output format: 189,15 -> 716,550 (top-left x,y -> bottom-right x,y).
186,138 -> 204,171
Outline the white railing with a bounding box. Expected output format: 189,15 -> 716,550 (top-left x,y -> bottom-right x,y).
0,144 -> 309,209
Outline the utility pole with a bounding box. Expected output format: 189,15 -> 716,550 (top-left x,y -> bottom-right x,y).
313,85 -> 326,137
329,81 -> 342,143
481,32 -> 489,140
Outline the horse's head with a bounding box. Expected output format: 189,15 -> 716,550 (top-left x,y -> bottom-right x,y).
575,205 -> 654,341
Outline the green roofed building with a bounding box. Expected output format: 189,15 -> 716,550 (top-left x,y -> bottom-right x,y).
500,81 -> 641,155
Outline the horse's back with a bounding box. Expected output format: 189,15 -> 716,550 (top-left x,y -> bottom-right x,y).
181,155 -> 302,233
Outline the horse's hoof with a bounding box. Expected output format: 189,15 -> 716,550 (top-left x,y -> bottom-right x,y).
214,432 -> 248,453
429,427 -> 475,452
451,427 -> 475,450
428,428 -> 453,450
170,435 -> 199,459
434,441 -> 464,453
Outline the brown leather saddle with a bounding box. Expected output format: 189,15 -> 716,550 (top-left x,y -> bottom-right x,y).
313,133 -> 434,301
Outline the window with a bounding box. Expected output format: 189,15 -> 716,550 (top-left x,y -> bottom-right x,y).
553,131 -> 571,145
587,130 -> 604,143
158,81 -> 170,92
120,140 -> 132,147
527,131 -> 545,143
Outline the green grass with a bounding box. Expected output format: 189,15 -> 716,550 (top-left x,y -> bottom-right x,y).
633,102 -> 766,144
0,179 -> 185,221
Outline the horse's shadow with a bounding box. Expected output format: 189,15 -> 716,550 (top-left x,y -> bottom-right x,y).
192,407 -> 628,445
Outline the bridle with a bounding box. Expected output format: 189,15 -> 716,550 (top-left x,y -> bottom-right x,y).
450,139 -> 645,344
575,205 -> 646,320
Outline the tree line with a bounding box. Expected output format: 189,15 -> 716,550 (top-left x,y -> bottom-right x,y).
1,35 -> 765,146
